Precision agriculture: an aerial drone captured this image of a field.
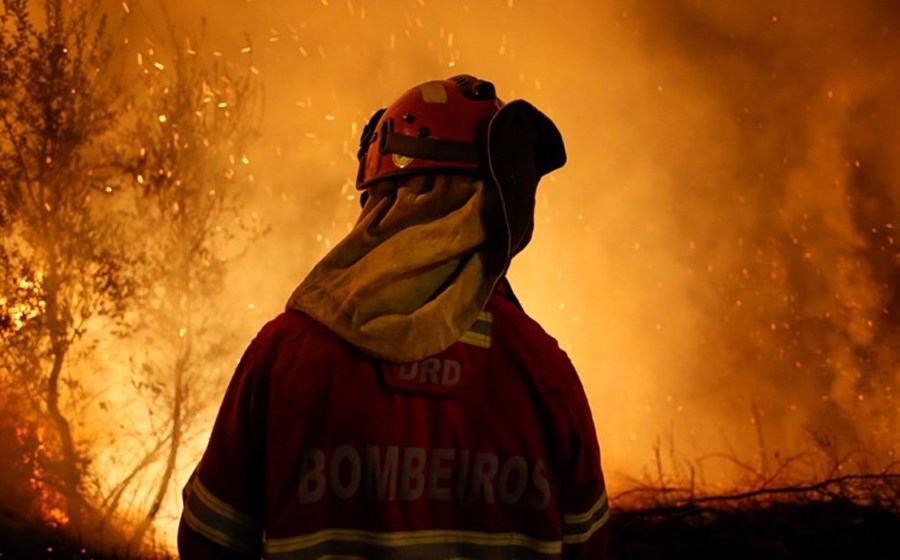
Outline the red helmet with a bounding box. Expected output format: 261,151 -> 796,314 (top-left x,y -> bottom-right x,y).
356,75 -> 503,189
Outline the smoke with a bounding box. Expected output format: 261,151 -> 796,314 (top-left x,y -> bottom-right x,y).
95,0 -> 900,543
587,0 -> 900,481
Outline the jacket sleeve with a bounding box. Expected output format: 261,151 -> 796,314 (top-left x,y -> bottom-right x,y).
178,333 -> 269,559
561,373 -> 611,560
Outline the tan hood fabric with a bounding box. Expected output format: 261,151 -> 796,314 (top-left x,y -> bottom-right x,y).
286,175 -> 507,362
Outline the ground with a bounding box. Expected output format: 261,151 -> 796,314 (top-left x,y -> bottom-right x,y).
2,488 -> 899,559
607,498 -> 900,559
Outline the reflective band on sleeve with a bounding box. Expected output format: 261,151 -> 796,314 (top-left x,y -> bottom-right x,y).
183,503 -> 252,552
183,476 -> 261,553
562,490 -> 610,545
264,528 -> 562,560
459,311 -> 492,349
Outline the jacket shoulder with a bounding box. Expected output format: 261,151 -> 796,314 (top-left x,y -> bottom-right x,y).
247,310 -> 346,358
486,293 -> 582,394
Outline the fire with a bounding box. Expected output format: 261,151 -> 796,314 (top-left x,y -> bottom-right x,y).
0,272 -> 46,336
16,426 -> 70,528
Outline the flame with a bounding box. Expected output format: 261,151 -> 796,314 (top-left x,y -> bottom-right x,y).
1,271 -> 46,336
15,426 -> 69,528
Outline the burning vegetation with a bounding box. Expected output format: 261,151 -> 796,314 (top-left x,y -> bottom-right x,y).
2,0 -> 900,557
1,0 -> 258,554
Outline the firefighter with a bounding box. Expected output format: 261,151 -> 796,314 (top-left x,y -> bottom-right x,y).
178,75 -> 610,559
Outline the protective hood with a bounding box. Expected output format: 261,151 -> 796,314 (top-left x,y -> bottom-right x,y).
487,99 -> 566,258
286,175 -> 505,362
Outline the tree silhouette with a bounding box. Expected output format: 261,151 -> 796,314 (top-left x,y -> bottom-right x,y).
116,15 -> 261,548
0,0 -> 260,552
0,0 -> 132,530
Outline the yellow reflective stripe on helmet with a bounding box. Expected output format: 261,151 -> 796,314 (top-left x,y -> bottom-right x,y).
265,528 -> 562,556
562,490 -> 610,545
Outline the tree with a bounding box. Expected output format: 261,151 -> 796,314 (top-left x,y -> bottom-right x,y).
115,16 -> 261,547
0,1 -> 261,552
0,0 -> 132,530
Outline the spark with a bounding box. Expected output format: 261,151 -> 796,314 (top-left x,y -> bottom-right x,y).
121,2 -> 130,14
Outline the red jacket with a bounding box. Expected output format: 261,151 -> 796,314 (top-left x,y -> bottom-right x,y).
179,288 -> 609,559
